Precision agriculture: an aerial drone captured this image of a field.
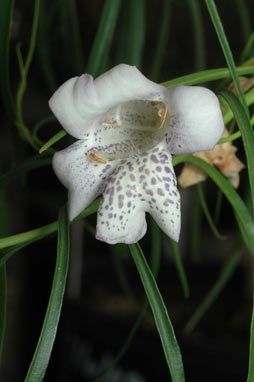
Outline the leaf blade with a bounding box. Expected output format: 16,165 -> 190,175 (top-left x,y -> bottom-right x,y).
86,0 -> 122,77
129,243 -> 185,382
162,66 -> 254,89
0,0 -> 15,120
205,0 -> 248,115
25,206 -> 70,382
219,88 -> 254,214
173,155 -> 254,253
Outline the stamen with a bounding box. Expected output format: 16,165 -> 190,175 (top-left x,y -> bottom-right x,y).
102,120 -> 118,127
150,101 -> 159,107
89,152 -> 107,164
158,104 -> 168,129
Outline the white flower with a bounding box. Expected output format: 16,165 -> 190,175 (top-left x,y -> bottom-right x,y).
49,64 -> 224,244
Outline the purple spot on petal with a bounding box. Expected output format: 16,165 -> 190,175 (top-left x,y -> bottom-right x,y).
151,155 -> 159,163
157,188 -> 164,196
164,166 -> 172,173
118,194 -> 124,208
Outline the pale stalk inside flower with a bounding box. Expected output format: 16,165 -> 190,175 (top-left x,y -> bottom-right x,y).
89,100 -> 170,163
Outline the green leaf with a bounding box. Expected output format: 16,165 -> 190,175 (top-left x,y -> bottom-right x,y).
234,0 -> 252,45
124,0 -> 146,69
173,155 -> 254,253
32,115 -> 56,146
150,0 -> 171,81
39,129 -> 67,153
240,32 -> 254,63
0,265 -> 7,362
0,187 -> 11,361
0,0 -> 15,120
168,239 -> 189,298
149,216 -> 162,278
68,0 -> 84,74
86,0 -> 122,77
16,0 -> 40,127
25,206 -> 70,382
184,249 -> 242,334
129,243 -> 185,382
187,0 -> 206,71
197,183 -> 227,240
219,88 -> 254,213
162,66 -> 254,89
247,278 -> 254,381
0,198 -> 100,251
37,2 -> 58,93
205,0 -> 248,116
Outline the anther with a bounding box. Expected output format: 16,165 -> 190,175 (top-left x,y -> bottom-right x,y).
150,101 -> 159,107
89,152 -> 107,164
158,104 -> 168,129
102,120 -> 118,127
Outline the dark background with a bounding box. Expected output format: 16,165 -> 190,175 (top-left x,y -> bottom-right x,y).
1,0 -> 254,380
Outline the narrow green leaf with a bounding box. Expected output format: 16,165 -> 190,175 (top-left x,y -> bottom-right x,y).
190,189 -> 202,262
150,217 -> 162,278
129,243 -> 185,382
220,88 -> 254,213
240,32 -> 254,63
37,2 -> 58,92
86,0 -> 122,77
168,239 -> 189,298
39,130 -> 67,153
205,0 -> 248,115
173,155 -> 254,253
0,198 -> 100,250
247,273 -> 254,382
0,0 -> 15,121
184,249 -> 241,334
124,0 -> 146,69
162,66 -> 254,89
0,265 -> 7,362
33,116 -> 56,144
150,0 -> 171,81
197,183 -> 227,240
16,0 -> 40,126
187,0 -> 206,71
0,187 -> 11,361
111,244 -> 136,301
68,0 -> 84,74
234,0 -> 252,44
25,206 -> 70,382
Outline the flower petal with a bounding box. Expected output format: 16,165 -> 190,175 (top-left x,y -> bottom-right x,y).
96,147 -> 180,244
52,140 -> 119,220
49,64 -> 166,139
164,86 -> 224,154
178,163 -> 207,188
